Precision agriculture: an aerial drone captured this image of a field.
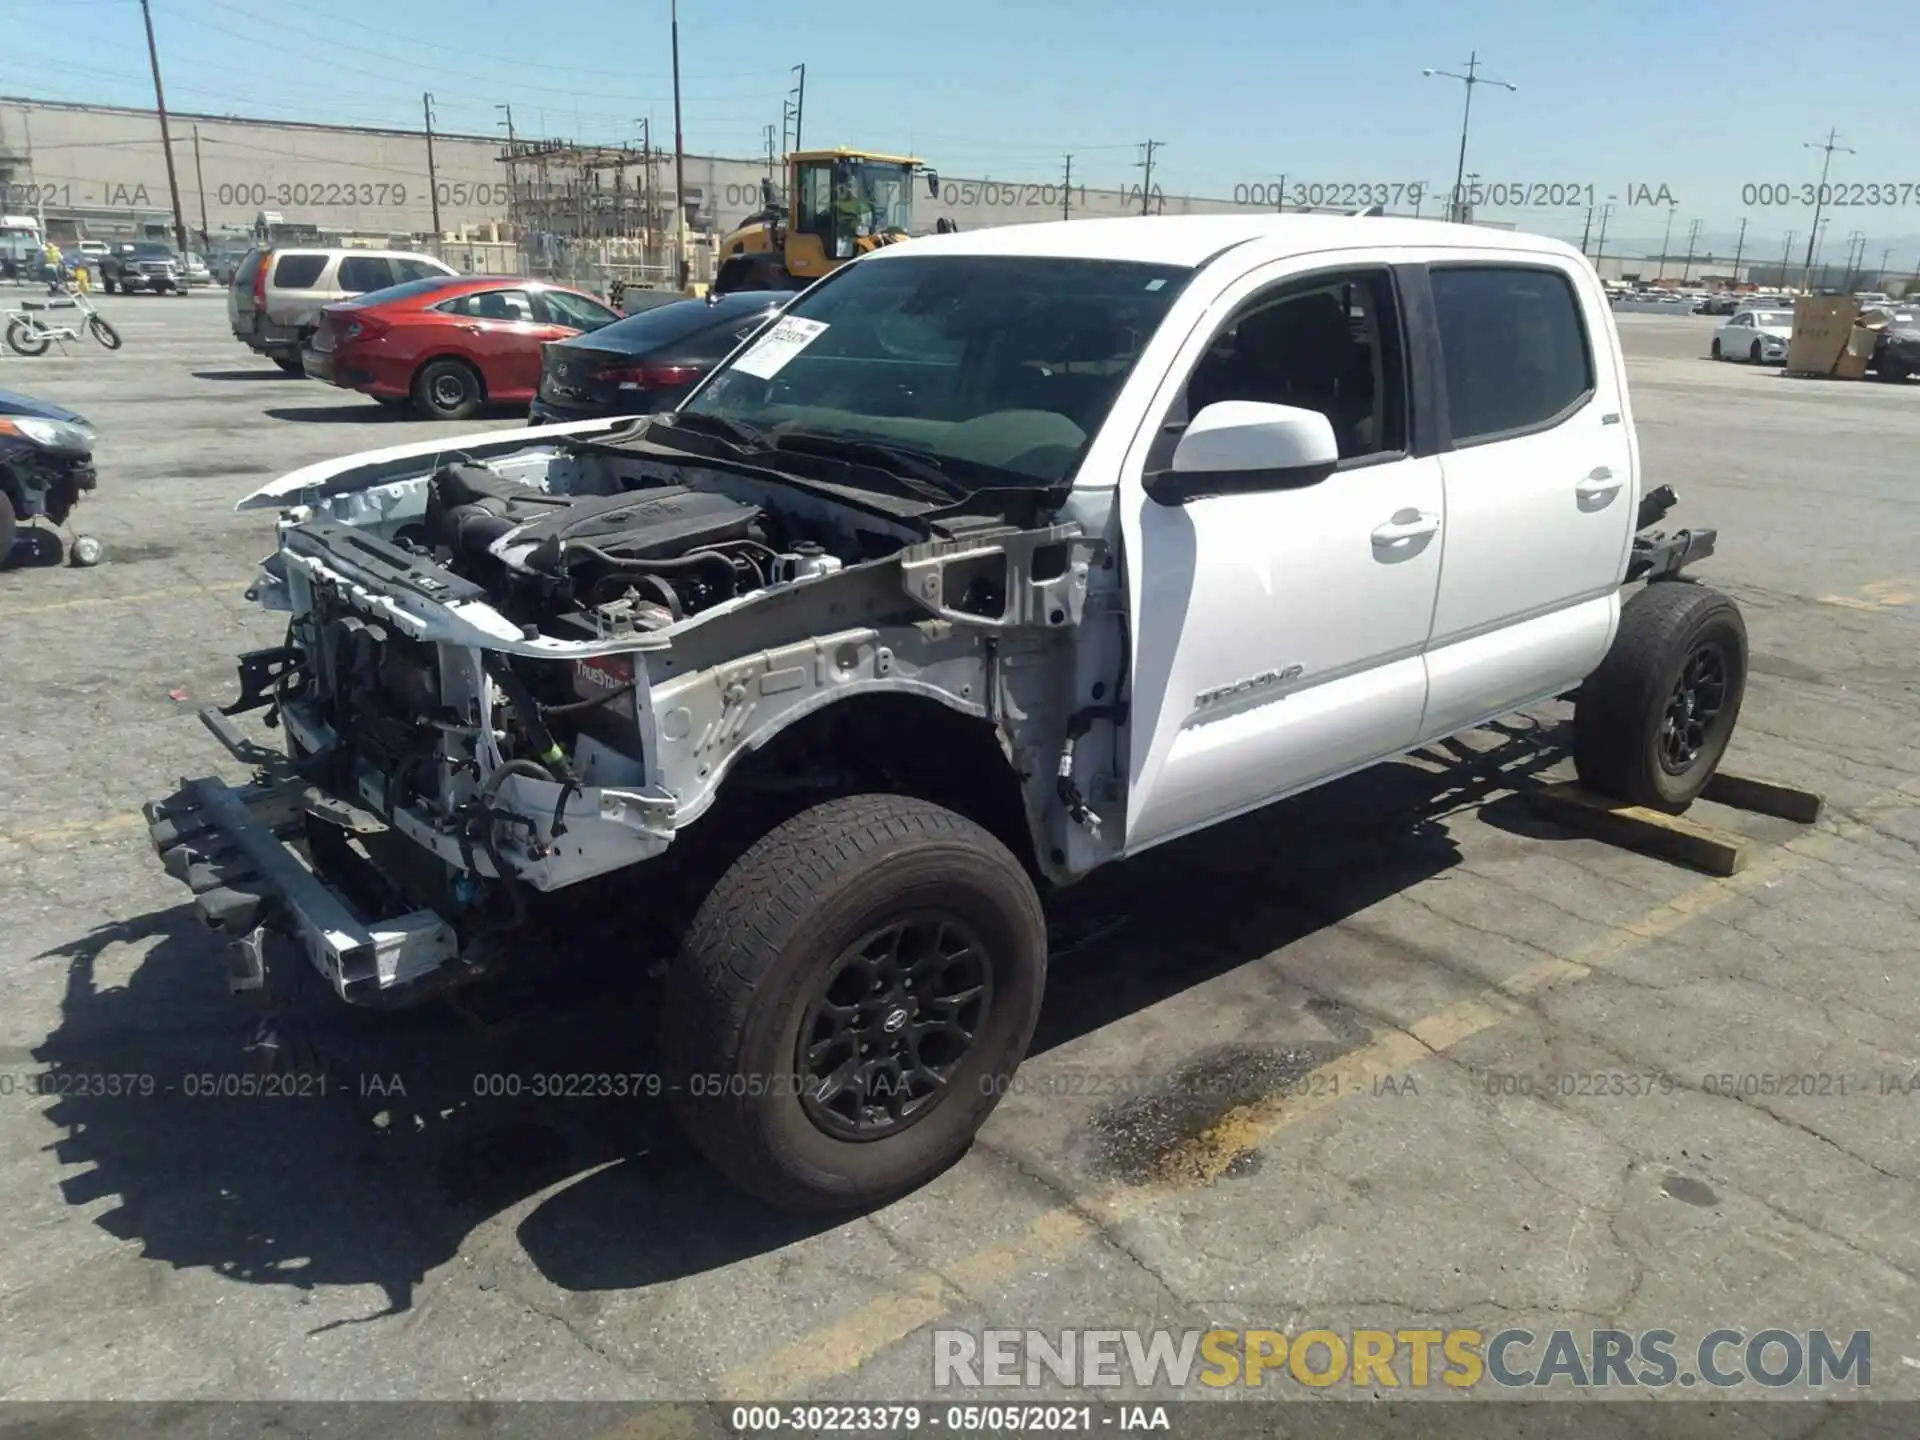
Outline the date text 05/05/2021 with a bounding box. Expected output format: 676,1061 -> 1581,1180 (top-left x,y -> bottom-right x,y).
1230,182 -> 1681,209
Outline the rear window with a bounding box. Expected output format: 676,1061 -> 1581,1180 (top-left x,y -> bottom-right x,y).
233,249 -> 264,289
1430,264 -> 1596,444
271,253 -> 328,289
394,256 -> 450,282
337,255 -> 395,293
592,295 -> 780,349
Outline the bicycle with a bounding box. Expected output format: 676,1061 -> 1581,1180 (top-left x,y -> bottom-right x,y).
5,282 -> 122,356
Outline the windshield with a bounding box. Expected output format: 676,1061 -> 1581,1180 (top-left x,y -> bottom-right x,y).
680,254 -> 1193,489
1754,312 -> 1792,327
850,161 -> 913,233
124,243 -> 174,258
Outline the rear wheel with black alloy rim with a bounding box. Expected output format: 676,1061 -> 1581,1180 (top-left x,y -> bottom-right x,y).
1749,339 -> 1763,363
1574,582 -> 1747,813
661,793 -> 1047,1212
1710,338 -> 1722,360
270,353 -> 302,374
413,357 -> 484,420
0,490 -> 16,566
1879,354 -> 1910,383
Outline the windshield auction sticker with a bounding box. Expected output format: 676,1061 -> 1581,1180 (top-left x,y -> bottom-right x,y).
731,316 -> 829,379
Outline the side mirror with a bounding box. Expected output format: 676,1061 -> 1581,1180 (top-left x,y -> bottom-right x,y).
1146,401 -> 1339,503
925,170 -> 940,198
761,177 -> 776,208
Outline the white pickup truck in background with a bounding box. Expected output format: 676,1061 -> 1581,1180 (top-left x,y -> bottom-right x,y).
147,215 -> 1742,1212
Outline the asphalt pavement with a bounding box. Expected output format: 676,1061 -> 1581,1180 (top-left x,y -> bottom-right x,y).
0,298 -> 1916,1414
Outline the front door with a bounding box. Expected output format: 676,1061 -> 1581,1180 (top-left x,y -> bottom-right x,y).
1415,260 -> 1638,741
1121,261 -> 1446,854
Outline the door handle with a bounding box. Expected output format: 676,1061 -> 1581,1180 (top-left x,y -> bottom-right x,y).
1371,512 -> 1440,545
1576,467 -> 1624,498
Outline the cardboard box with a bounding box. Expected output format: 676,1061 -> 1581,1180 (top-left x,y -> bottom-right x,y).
1787,295 -> 1885,378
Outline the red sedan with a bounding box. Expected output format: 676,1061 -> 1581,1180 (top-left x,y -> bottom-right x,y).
302,275 -> 623,420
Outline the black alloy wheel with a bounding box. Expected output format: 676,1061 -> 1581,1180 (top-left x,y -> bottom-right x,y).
1658,640 -> 1730,775
798,914 -> 993,1141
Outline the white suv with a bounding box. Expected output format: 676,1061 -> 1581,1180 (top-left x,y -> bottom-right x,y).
151,215 -> 1743,1212
230,247 -> 456,372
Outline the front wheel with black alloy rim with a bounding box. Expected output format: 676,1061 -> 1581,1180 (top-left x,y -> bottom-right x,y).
1710,338 -> 1722,360
88,315 -> 121,349
660,793 -> 1047,1212
1574,581 -> 1747,813
0,490 -> 16,565
1879,354 -> 1910,383
413,357 -> 484,420
1749,339 -> 1763,364
270,353 -> 303,374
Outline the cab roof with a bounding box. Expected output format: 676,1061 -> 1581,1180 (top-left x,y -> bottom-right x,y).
877,214 -> 1583,269
791,148 -> 923,167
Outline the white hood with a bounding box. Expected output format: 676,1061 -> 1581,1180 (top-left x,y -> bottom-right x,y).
234,414 -> 642,511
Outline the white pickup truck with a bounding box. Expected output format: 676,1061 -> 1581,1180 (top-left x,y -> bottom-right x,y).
146,215 -> 1742,1211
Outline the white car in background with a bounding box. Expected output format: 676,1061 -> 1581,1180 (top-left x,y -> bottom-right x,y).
1713,308 -> 1793,364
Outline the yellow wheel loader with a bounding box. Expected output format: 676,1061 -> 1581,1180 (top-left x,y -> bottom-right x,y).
711,149 -> 942,296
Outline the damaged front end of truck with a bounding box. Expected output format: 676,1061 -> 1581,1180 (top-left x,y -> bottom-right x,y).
145,414 -> 1123,1014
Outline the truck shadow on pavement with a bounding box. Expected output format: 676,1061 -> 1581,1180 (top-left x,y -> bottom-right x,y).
191,369 -> 308,382
32,716 -> 1569,1319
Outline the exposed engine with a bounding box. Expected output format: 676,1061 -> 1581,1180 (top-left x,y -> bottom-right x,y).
418,463 -> 847,640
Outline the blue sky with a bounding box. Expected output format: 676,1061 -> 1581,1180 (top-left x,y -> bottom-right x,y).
5,0 -> 1919,263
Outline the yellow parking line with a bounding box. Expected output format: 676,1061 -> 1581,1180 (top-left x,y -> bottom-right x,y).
1817,579 -> 1916,610
4,580 -> 244,617
711,789 -> 1903,1405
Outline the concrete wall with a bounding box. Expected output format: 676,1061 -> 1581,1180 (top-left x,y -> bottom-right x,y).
0,97 -> 1353,244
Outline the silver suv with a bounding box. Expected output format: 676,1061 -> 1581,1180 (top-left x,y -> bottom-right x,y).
230,247 -> 456,372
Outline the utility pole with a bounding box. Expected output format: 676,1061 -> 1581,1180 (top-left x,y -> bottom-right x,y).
1681,217 -> 1701,281
138,0 -> 189,255
764,124 -> 777,189
1778,231 -> 1795,290
1842,229 -> 1865,291
1592,202 -> 1613,269
1579,203 -> 1594,257
1062,154 -> 1072,220
1730,216 -> 1747,280
1137,139 -> 1162,217
671,0 -> 687,288
1809,217 -> 1831,287
1800,128 -> 1853,292
1658,206 -> 1676,280
498,104 -> 517,231
1880,246 -> 1894,287
423,93 -> 442,236
790,64 -> 806,153
1422,51 -> 1516,222
190,124 -> 210,249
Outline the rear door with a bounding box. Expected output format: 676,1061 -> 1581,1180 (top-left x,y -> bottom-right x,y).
1415,258 -> 1638,742
434,287 -> 545,397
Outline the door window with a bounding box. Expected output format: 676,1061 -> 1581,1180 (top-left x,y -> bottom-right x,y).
1429,265 -> 1595,445
538,289 -> 619,330
337,255 -> 396,293
1182,269 -> 1406,461
270,253 -> 327,289
394,256 -> 448,282
435,289 -> 535,320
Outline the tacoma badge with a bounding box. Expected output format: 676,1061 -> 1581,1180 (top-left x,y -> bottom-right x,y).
1195,664 -> 1303,710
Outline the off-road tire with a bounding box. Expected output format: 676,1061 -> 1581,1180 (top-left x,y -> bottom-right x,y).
0,490 -> 16,566
271,353 -> 303,374
661,793 -> 1047,1212
413,358 -> 484,420
1574,582 -> 1747,813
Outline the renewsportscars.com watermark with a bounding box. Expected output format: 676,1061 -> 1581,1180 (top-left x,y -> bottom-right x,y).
932,1328 -> 1872,1391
